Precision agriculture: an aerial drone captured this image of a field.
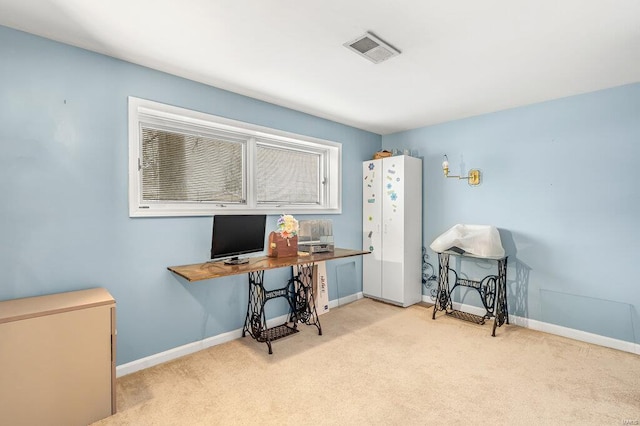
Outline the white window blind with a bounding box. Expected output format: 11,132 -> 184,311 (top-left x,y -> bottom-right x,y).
256,144 -> 320,204
141,127 -> 244,203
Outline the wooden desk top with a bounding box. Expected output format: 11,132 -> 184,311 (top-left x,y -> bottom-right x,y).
168,248 -> 369,282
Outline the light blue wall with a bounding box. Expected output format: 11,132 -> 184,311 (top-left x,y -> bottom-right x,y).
384,83 -> 640,344
0,26 -> 381,364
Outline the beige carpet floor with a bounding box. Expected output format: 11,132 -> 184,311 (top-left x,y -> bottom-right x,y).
95,298 -> 640,425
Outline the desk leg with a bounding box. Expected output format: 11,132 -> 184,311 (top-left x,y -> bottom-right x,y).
432,253 -> 451,319
244,269 -> 317,354
291,262 -> 322,336
242,270 -> 268,346
492,257 -> 509,336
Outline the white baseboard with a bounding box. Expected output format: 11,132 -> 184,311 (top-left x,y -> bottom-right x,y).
116,293 -> 364,378
329,291 -> 363,308
117,313 -> 288,377
425,297 -> 640,356
119,294 -> 638,378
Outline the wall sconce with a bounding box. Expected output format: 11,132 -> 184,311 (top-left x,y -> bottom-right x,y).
442,154 -> 481,186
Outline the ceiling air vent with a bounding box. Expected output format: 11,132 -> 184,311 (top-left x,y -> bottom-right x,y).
344,32 -> 400,64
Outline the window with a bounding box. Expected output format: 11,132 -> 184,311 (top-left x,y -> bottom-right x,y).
128,97 -> 341,217
256,142 -> 321,205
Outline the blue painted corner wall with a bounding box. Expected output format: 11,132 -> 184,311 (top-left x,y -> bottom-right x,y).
2,23 -> 638,365
0,26 -> 380,364
383,82 -> 640,344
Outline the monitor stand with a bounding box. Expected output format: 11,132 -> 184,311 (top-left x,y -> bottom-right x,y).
223,257 -> 249,265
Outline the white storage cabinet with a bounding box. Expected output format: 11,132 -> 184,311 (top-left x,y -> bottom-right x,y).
362,155 -> 422,307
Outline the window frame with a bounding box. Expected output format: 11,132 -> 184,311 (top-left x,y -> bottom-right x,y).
128,97 -> 342,217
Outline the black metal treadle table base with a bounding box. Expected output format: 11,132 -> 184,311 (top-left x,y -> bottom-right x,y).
261,324 -> 299,341
446,309 -> 486,325
243,265 -> 322,354
432,252 -> 509,336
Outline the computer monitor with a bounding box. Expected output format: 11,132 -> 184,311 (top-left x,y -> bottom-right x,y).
210,215 -> 267,264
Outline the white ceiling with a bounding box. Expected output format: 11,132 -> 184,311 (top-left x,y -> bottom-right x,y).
1,0 -> 639,135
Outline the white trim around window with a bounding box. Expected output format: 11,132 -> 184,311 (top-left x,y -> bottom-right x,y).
128,97 -> 342,217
